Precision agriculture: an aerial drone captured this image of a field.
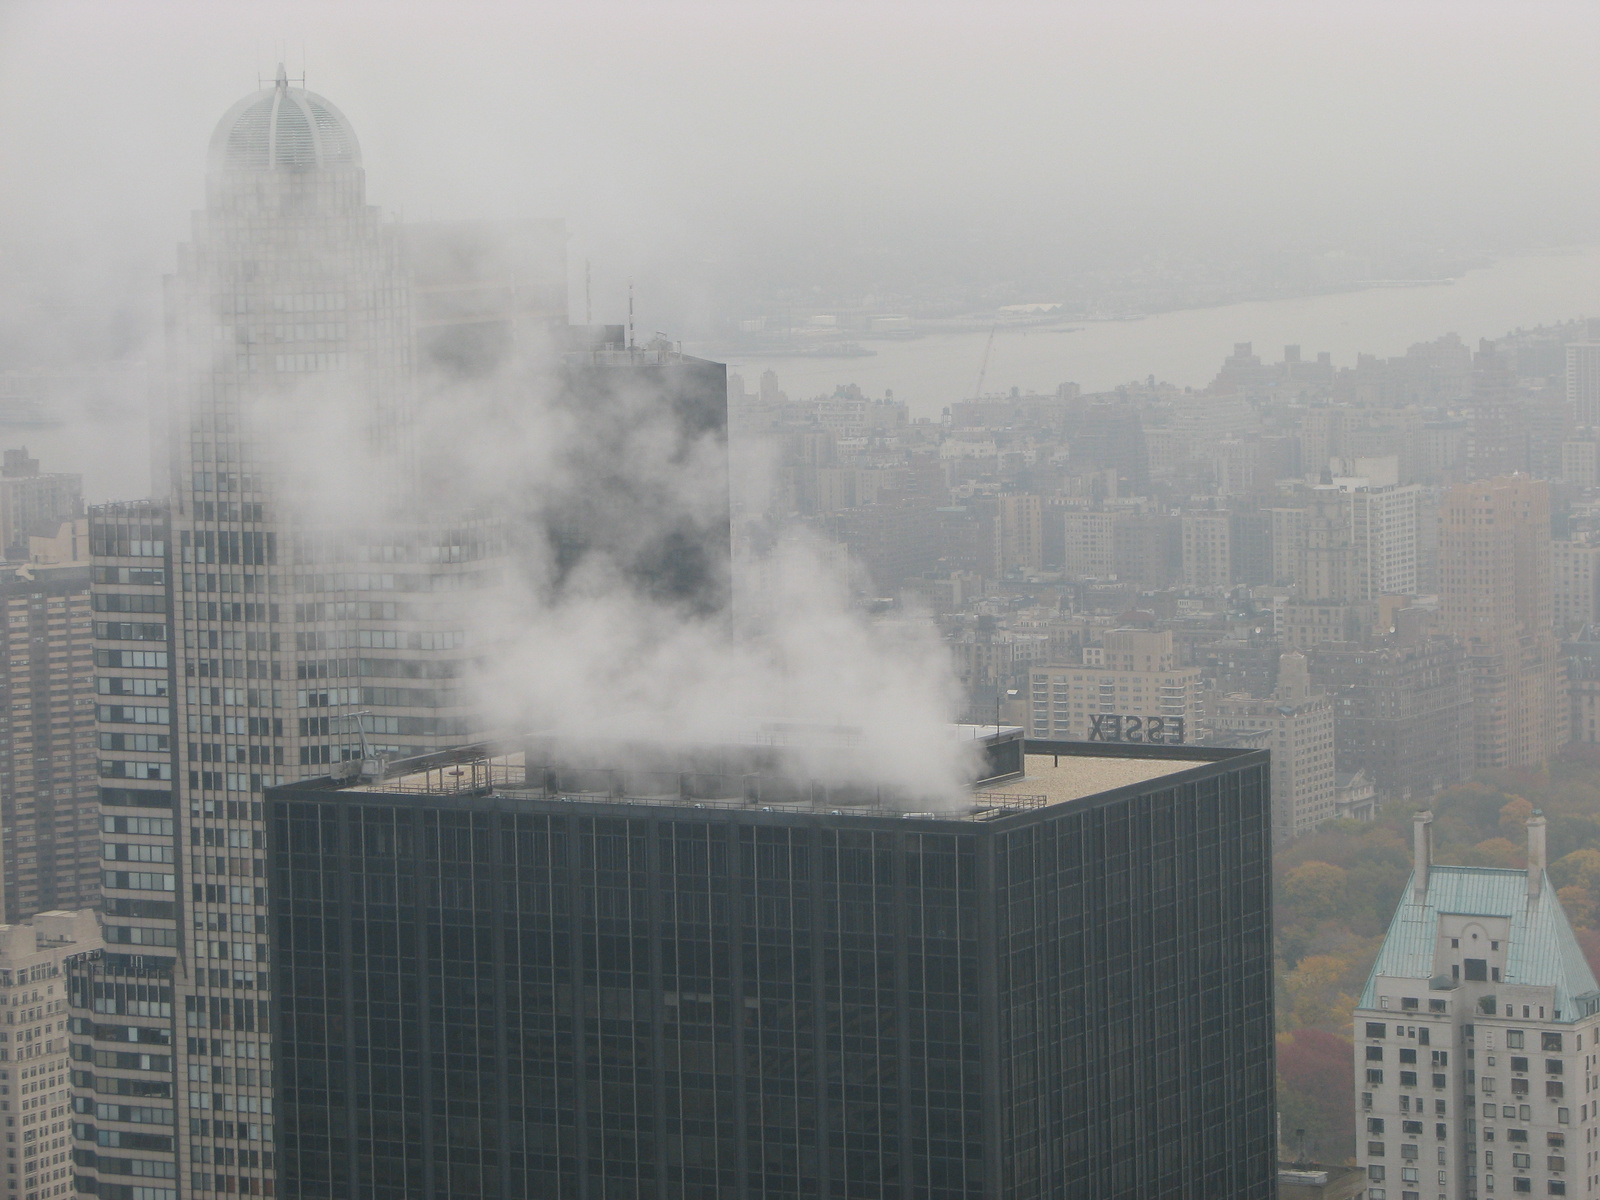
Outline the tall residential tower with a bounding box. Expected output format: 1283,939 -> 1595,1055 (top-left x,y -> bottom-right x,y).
1438,476 -> 1568,770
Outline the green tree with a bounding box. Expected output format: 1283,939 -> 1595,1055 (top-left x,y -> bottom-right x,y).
1499,795 -> 1534,834
1281,861 -> 1348,923
1463,837 -> 1521,868
1552,848 -> 1600,895
1281,953 -> 1356,1032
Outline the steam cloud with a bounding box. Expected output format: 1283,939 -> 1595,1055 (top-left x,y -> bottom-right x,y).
255,331 -> 974,807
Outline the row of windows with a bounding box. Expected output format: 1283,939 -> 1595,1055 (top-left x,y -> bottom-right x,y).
93,594 -> 166,615
294,628 -> 464,651
98,706 -> 169,726
191,716 -> 280,737
186,630 -> 276,651
96,655 -> 168,674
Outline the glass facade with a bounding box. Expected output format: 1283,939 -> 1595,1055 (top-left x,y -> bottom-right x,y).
267,745 -> 1273,1199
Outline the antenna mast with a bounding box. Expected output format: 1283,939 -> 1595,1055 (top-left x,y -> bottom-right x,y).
585,259 -> 592,326
627,280 -> 634,350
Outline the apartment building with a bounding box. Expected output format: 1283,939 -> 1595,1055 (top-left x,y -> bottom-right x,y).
1438,477 -> 1568,770
1355,814 -> 1595,1200
1027,628 -> 1203,743
0,911 -> 102,1200
0,559 -> 98,922
1553,536 -> 1600,635
1209,652 -> 1336,843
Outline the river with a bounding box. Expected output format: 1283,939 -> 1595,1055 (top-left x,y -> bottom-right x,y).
21,246 -> 1600,504
700,247 -> 1600,421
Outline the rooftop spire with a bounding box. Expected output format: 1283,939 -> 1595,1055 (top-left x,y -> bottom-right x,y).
275,62 -> 288,89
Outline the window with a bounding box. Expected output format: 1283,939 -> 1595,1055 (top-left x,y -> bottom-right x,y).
1513,1179 -> 1531,1193
1401,1071 -> 1418,1087
1511,1078 -> 1529,1096
1368,1141 -> 1386,1157
1436,1123 -> 1447,1139
1549,1183 -> 1567,1196
1402,997 -> 1419,1010
1368,1046 -> 1385,1061
1546,1059 -> 1563,1075
1548,1155 -> 1565,1171
1507,1030 -> 1525,1049
1429,998 -> 1447,1013
1368,1165 -> 1386,1181
1368,1069 -> 1384,1085
1403,1121 -> 1423,1135
1368,1118 -> 1386,1134
1401,1048 -> 1419,1064
1368,1022 -> 1388,1039
1543,1032 -> 1563,1052
1465,958 -> 1488,981
1547,1081 -> 1564,1098
1512,1153 -> 1531,1168
1511,1057 -> 1529,1073
1509,1129 -> 1529,1143
1400,1144 -> 1419,1161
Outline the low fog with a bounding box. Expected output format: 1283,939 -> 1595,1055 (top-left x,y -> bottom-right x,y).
7,1 -> 1600,380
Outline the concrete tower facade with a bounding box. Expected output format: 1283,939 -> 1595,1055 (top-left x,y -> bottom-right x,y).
1438,476 -> 1568,770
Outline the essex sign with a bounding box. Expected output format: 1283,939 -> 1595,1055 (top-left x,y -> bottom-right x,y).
1085,714 -> 1185,744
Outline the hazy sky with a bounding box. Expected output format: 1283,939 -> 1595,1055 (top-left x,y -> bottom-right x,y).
4,0 -> 1600,352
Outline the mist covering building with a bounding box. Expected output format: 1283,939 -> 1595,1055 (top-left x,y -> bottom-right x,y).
267,735 -> 1275,1200
76,68 -> 731,1199
1438,476 -> 1568,770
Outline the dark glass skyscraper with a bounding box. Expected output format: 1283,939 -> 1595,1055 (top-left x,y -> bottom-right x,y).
266,736 -> 1274,1200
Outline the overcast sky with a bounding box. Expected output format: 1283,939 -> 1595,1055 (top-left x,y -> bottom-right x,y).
4,0 -> 1600,354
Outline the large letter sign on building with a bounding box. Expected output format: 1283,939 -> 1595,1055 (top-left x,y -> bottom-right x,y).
1087,714 -> 1186,744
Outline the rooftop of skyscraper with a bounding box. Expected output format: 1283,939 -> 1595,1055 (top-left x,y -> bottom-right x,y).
282,729 -> 1234,825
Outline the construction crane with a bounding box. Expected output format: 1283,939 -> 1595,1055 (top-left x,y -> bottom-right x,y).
973,323 -> 998,398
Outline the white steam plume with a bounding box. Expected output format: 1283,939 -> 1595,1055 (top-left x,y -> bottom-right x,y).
259,329 -> 974,807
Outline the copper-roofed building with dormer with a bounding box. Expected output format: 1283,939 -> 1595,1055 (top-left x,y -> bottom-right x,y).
1353,810 -> 1600,1200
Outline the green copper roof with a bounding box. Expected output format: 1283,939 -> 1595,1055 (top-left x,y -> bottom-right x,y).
1357,865 -> 1600,1023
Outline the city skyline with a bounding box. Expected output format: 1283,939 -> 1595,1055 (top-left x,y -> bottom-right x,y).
12,6 -> 1600,1196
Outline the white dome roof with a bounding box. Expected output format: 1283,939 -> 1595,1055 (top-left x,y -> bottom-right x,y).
208,66 -> 361,173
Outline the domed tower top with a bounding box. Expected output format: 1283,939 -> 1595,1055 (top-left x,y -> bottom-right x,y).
207,64 -> 361,174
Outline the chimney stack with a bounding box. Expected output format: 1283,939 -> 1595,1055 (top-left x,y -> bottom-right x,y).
1412,811 -> 1433,905
1528,811 -> 1547,899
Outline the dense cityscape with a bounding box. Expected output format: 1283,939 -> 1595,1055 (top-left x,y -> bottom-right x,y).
9,7 -> 1600,1199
